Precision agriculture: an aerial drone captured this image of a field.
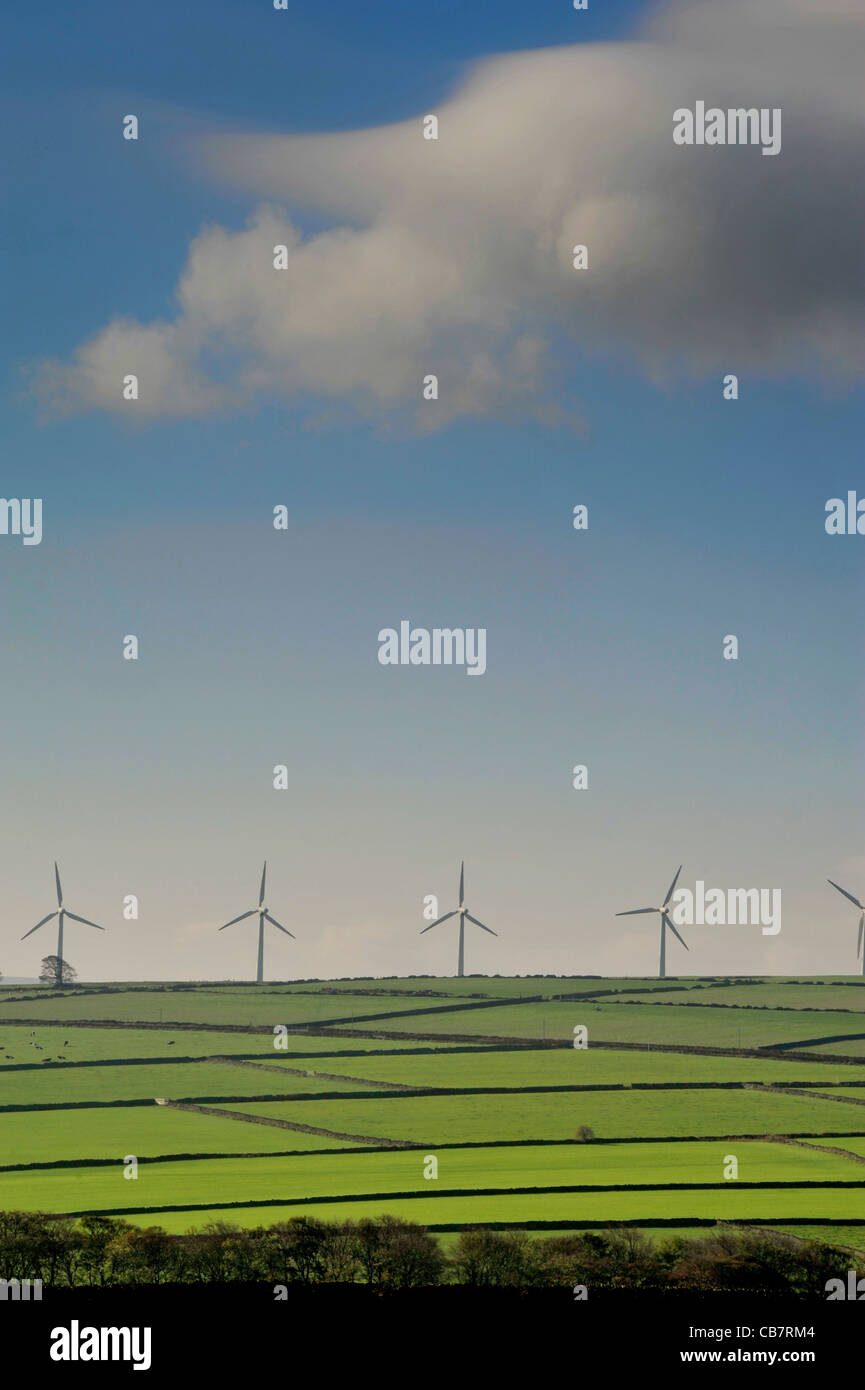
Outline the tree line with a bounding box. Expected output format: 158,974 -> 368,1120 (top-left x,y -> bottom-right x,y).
0,1210 -> 858,1292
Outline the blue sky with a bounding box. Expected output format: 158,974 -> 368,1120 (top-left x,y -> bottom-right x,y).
1,0 -> 863,982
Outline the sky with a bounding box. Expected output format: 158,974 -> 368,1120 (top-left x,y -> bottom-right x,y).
0,0 -> 863,983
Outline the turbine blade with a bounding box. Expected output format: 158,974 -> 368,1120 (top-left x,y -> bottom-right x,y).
55,862 -> 63,906
219,909 -> 257,930
21,911 -> 57,940
64,911 -> 105,930
615,908 -> 657,916
827,879 -> 864,910
420,910 -> 457,934
264,911 -> 295,938
859,917 -> 864,957
459,861 -> 465,906
259,861 -> 267,907
465,911 -> 497,937
663,865 -> 683,909
664,913 -> 689,951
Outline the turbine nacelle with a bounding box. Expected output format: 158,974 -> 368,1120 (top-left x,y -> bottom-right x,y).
419,861 -> 498,977
21,863 -> 105,986
827,880 -> 865,974
616,864 -> 687,979
218,861 -> 295,984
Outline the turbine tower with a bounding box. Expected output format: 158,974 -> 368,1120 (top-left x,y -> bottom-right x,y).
420,861 -> 497,977
218,861 -> 294,984
827,879 -> 865,976
21,863 -> 105,987
616,864 -> 689,979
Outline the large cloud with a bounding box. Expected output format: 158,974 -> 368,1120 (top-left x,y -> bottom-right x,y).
34,0 -> 865,424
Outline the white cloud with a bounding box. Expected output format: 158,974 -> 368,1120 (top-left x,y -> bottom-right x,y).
33,0 -> 865,424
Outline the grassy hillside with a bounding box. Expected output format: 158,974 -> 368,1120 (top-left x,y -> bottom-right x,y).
0,974 -> 862,1260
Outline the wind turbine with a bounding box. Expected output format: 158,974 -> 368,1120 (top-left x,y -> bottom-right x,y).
616,865 -> 689,979
420,861 -> 497,977
218,862 -> 294,984
21,863 -> 104,987
827,879 -> 865,976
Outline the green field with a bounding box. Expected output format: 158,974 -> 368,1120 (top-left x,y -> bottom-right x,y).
0,988 -> 492,1027
0,1106 -> 352,1165
279,1047 -> 862,1089
0,1138 -> 857,1219
0,1023 -> 478,1062
0,1059 -> 395,1107
222,1086 -> 865,1143
273,976 -> 693,998
1,976 -> 863,1256
612,983 -> 865,1012
808,1136 -> 865,1157
330,998 -> 865,1050
113,1187 -> 864,1235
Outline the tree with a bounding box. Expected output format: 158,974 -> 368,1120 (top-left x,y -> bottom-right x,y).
452,1228 -> 539,1287
77,1215 -> 129,1287
534,1229 -> 661,1289
354,1217 -> 446,1287
263,1218 -> 330,1284
667,1228 -> 844,1296
39,956 -> 76,987
107,1226 -> 177,1285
